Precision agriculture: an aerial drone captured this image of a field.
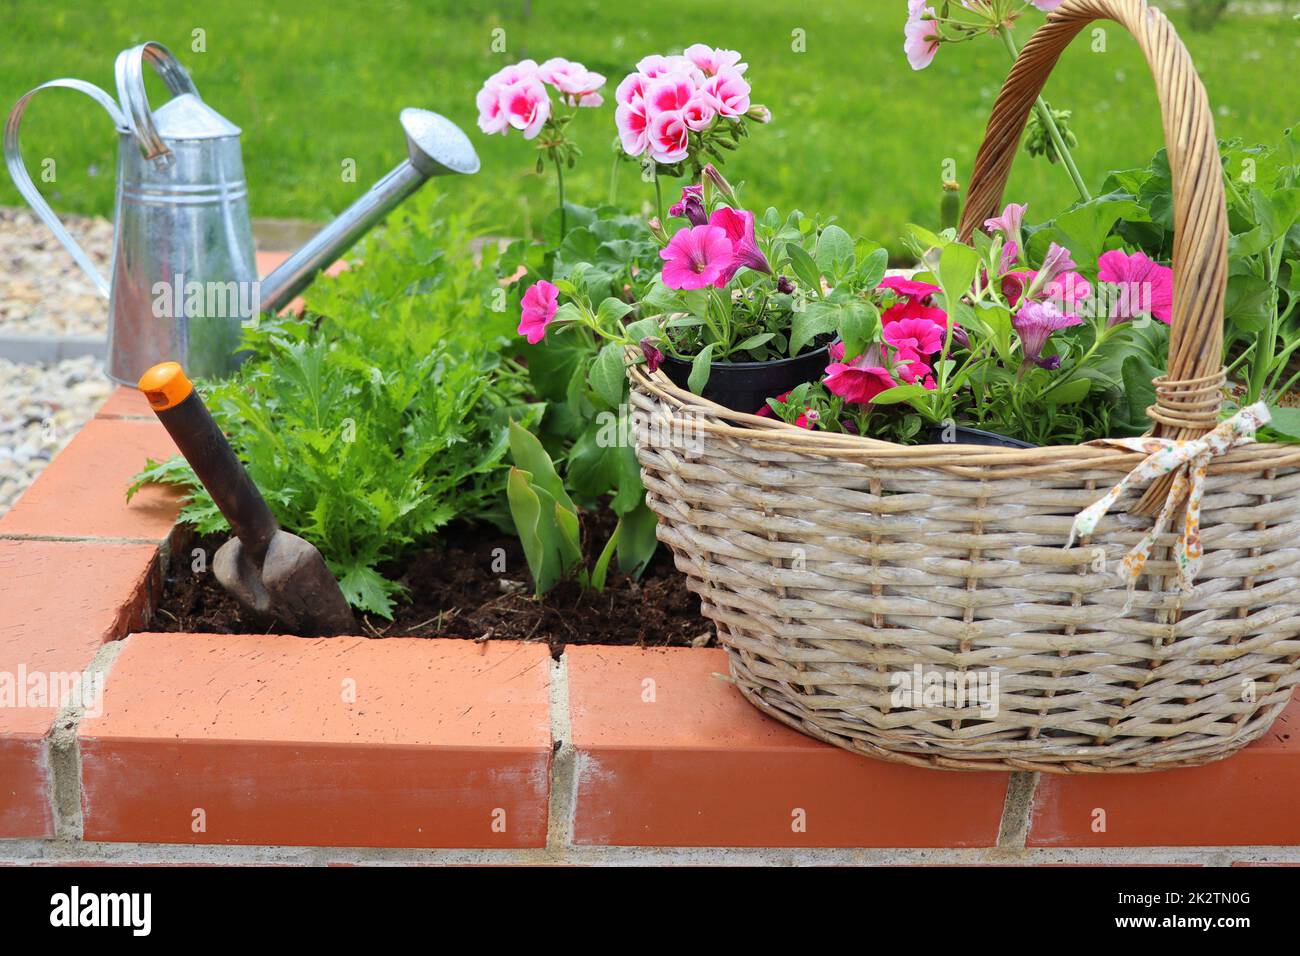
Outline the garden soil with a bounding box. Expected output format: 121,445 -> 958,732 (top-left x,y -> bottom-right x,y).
151,517 -> 711,655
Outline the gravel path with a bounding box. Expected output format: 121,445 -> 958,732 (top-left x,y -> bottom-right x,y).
1,206 -> 113,337
1,206 -> 116,516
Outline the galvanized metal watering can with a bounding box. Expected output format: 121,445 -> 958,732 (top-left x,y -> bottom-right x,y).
5,41 -> 480,385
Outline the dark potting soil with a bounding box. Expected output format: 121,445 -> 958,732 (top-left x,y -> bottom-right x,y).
149,518 -> 711,655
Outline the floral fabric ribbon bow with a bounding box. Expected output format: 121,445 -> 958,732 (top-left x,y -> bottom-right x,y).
1066,402 -> 1271,593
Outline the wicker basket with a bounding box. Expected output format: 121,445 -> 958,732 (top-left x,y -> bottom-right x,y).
627,0 -> 1300,773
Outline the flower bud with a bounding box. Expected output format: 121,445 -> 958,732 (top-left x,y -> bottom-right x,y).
647,217 -> 670,245
777,275 -> 795,295
639,337 -> 665,373
746,104 -> 772,124
702,163 -> 737,204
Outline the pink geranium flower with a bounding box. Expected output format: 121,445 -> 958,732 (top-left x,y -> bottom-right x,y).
684,43 -> 747,77
904,2 -> 941,71
648,110 -> 690,163
660,224 -> 734,290
538,57 -> 606,107
636,54 -> 703,83
682,92 -> 717,131
700,69 -> 751,118
615,99 -> 650,156
1097,249 -> 1174,325
616,72 -> 648,107
709,207 -> 771,282
645,73 -> 696,115
499,77 -> 551,139
476,60 -> 543,135
519,280 -> 559,344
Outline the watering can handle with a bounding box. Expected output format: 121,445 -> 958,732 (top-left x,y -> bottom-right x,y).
114,41 -> 200,169
4,79 -> 129,298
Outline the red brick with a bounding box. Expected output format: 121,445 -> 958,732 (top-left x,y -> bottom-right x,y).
1028,697 -> 1300,846
0,538 -> 161,837
566,645 -> 1009,847
0,736 -> 50,839
80,633 -> 552,848
0,418 -> 180,541
95,387 -> 154,420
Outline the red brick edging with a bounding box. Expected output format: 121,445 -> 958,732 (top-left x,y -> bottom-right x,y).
2,387 -> 1298,858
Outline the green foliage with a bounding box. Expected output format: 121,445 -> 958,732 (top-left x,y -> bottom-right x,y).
128,198 -> 536,618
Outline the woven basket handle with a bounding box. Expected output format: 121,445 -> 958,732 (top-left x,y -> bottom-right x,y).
958,0 -> 1228,444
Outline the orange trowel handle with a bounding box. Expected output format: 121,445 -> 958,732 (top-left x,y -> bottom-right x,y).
138,362 -> 280,563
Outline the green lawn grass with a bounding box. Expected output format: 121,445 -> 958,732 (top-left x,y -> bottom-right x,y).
3,0 -> 1297,246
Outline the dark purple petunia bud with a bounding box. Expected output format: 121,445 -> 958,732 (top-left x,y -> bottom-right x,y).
777,275 -> 795,295
639,337 -> 665,372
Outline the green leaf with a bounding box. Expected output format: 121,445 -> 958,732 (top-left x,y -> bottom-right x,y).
785,243 -> 822,292
596,296 -> 634,328
337,564 -> 399,619
855,247 -> 889,290
814,224 -> 855,276
790,302 -> 838,357
616,501 -> 659,576
869,383 -> 928,406
937,243 -> 979,315
588,341 -> 628,409
507,468 -> 562,597
838,301 -> 880,358
1264,406 -> 1300,442
1041,376 -> 1091,405
734,332 -> 775,352
688,344 -> 715,393
508,421 -> 575,513
590,521 -> 622,592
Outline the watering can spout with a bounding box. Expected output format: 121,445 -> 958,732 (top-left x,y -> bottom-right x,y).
258,108 -> 480,315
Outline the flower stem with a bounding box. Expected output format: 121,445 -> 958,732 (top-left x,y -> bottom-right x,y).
998,26 -> 1091,203
653,167 -> 664,223
608,153 -> 620,206
551,151 -> 567,238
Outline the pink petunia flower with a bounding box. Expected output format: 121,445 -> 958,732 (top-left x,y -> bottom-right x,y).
1097,249 -> 1174,325
904,3 -> 941,71
709,207 -> 771,282
879,275 -> 950,328
683,43 -> 748,77
648,110 -> 690,163
615,99 -> 650,156
824,345 -> 900,405
700,69 -> 751,118
1013,299 -> 1081,367
755,390 -> 816,428
538,58 -> 606,107
984,201 -> 1027,248
884,316 -> 945,357
499,77 -> 552,139
659,224 -> 734,290
519,280 -> 559,344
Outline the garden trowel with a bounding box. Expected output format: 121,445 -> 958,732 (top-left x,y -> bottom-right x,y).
138,362 -> 356,636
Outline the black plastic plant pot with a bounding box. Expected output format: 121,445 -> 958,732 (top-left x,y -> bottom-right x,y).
924,424 -> 1036,449
660,343 -> 833,415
